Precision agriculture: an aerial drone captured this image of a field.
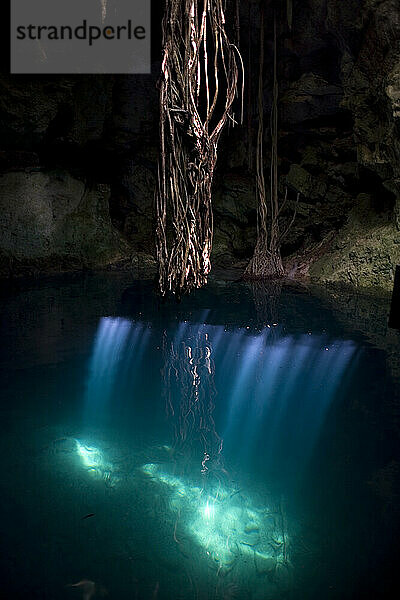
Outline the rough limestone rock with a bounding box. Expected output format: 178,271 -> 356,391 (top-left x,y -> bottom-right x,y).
253,552 -> 277,575
111,161 -> 156,252
0,0 -> 399,289
0,76 -> 113,149
386,65 -> 400,119
333,0 -> 400,221
277,0 -> 400,289
0,170 -> 127,275
281,73 -> 344,125
286,164 -> 327,201
309,194 -> 400,290
212,173 -> 257,265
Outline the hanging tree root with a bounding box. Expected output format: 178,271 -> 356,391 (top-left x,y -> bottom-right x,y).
244,10 -> 297,280
156,0 -> 243,297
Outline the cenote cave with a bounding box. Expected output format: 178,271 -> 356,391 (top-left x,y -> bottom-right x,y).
1,1 -> 400,599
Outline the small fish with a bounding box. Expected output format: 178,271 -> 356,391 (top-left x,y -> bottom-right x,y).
81,513 -> 95,520
67,580 -> 96,600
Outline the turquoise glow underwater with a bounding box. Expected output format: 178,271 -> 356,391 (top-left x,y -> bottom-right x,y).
0,275 -> 399,600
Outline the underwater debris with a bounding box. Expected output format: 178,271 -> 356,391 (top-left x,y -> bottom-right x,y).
67,579 -> 107,600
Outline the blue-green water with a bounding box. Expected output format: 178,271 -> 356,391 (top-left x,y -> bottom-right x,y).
1,274 -> 399,600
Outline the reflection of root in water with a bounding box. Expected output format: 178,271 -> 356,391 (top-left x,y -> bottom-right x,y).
247,280 -> 284,326
162,328 -> 224,480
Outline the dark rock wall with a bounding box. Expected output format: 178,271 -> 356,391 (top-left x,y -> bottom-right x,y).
0,0 -> 399,289
0,73 -> 158,276
306,0 -> 400,289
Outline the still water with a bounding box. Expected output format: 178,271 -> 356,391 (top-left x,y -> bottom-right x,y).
0,273 -> 399,600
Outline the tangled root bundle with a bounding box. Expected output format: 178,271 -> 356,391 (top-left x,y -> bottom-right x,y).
156,0 -> 242,297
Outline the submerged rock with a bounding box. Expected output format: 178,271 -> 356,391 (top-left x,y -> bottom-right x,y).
254,552 -> 277,575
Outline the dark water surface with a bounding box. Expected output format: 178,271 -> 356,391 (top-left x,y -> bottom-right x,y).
0,273 -> 399,600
